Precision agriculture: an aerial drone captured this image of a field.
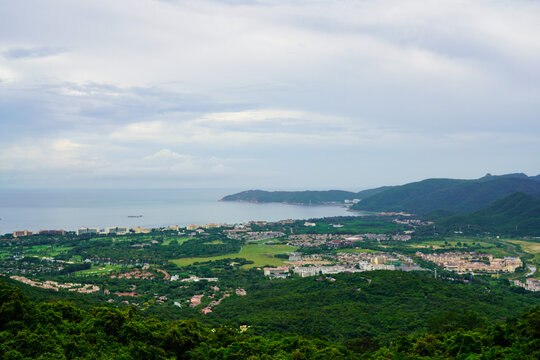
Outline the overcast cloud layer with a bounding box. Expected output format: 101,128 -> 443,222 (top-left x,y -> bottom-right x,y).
1,0 -> 539,190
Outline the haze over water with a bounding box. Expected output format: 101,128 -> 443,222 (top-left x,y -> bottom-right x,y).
0,189 -> 357,235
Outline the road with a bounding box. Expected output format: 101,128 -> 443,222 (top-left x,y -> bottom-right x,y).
525,264 -> 536,277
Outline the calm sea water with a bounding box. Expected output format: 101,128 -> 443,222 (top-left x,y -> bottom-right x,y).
0,189 -> 358,235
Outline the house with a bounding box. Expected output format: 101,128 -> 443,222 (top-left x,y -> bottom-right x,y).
13,230 -> 33,237
76,227 -> 99,236
288,252 -> 303,262
105,227 -> 129,235
263,267 -> 290,278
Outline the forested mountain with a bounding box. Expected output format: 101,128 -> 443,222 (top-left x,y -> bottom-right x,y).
351,174 -> 540,214
222,173 -> 540,214
436,192 -> 540,236
1,275 -> 539,359
221,187 -> 391,205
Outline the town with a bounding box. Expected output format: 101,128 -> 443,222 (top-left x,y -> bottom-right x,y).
1,214 -> 539,318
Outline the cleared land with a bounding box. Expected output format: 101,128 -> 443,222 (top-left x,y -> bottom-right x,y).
172,244 -> 297,268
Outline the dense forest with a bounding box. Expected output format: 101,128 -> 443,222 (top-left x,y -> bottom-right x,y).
204,271 -> 539,341
1,278 -> 539,359
435,192 -> 540,236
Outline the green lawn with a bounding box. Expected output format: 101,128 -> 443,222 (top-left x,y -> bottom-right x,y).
78,264 -> 123,275
26,244 -> 74,257
172,244 -> 297,269
161,237 -> 194,246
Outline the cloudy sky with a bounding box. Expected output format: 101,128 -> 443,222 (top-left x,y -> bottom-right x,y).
1,0 -> 539,190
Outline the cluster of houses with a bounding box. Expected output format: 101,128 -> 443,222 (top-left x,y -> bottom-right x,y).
263,251 -> 423,279
10,275 -> 100,293
417,252 -> 523,274
286,232 -> 411,247
12,229 -> 66,237
226,231 -> 286,241
513,278 -> 540,292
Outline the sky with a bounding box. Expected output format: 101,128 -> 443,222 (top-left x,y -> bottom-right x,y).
0,0 -> 539,191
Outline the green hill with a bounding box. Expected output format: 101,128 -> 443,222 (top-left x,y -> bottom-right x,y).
1,277 -> 539,359
221,187 -> 391,205
204,271 -> 539,341
351,174 -> 540,214
437,192 -> 540,236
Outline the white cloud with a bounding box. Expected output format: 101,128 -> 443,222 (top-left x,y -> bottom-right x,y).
1,0 -> 539,188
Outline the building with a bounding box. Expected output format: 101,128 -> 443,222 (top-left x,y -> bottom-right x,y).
372,256 -> 387,265
263,267 -> 290,278
304,222 -> 316,227
13,230 -> 33,237
293,265 -> 359,277
105,227 -> 129,235
186,224 -> 201,230
180,276 -> 218,282
132,227 -> 151,234
76,227 -> 99,236
205,223 -> 221,229
288,252 -> 303,262
38,230 -> 66,235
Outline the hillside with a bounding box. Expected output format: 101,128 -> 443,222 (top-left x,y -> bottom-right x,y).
1,278 -> 539,359
221,187 -> 391,205
437,192 -> 540,236
204,271 -> 539,341
351,174 -> 540,214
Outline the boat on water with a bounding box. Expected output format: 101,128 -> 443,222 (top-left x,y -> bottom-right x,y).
127,215 -> 143,218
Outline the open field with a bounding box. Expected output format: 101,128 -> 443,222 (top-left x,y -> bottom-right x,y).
202,240 -> 225,245
161,237 -> 194,246
78,264 -> 123,275
502,239 -> 540,278
503,239 -> 540,255
22,244 -> 74,258
172,243 -> 297,268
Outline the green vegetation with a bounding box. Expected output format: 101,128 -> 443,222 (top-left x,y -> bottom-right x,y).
297,217 -> 401,234
437,192 -> 540,236
352,174 -> 540,214
205,271 -> 539,341
1,278 -> 539,359
2,209 -> 540,358
221,187 -> 391,204
161,237 -> 195,246
172,243 -> 296,268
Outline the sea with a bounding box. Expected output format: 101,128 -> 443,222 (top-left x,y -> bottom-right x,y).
0,189 -> 360,235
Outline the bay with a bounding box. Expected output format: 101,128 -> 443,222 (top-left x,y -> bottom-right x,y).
0,189 -> 358,234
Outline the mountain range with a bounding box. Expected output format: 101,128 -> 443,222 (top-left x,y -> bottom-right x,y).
350,173 -> 540,214
222,173 -> 540,216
